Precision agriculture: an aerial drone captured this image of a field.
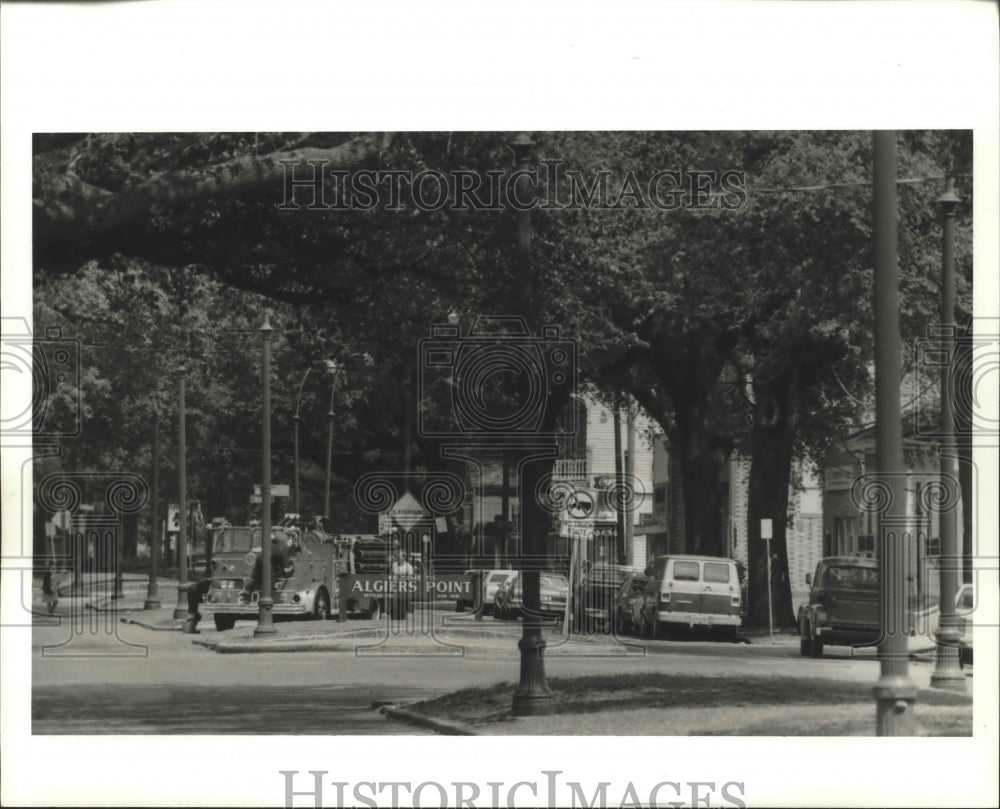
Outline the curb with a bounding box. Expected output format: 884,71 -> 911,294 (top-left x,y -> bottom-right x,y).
379,704 -> 478,736
88,603 -> 153,614
120,615 -> 185,632
192,638 -> 362,654
191,637 -> 492,655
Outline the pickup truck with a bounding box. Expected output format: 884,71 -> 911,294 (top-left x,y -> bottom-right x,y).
798,556 -> 879,657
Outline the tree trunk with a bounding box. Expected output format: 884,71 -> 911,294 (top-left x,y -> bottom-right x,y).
674,440 -> 727,556
670,394 -> 727,557
746,377 -> 797,629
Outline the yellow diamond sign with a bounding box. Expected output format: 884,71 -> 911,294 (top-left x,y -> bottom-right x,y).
389,491 -> 429,531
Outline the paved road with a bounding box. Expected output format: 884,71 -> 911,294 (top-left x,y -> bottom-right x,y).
26,602 -> 944,735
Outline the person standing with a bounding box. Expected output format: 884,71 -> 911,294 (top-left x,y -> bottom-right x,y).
42,561 -> 59,614
388,547 -> 414,620
183,555 -> 214,634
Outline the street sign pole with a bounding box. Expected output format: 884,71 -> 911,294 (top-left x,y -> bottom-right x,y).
566,530 -> 578,636
761,518 -> 774,641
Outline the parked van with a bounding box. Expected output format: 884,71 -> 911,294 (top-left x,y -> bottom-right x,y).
638,554 -> 742,639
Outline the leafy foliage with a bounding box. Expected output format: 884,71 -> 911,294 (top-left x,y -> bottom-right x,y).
31,131 -> 972,613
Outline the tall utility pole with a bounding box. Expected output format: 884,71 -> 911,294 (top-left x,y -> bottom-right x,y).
613,392 -> 626,564
931,177 -> 965,690
871,130 -> 917,735
143,414 -> 161,609
173,366 -> 189,620
254,312 -> 277,636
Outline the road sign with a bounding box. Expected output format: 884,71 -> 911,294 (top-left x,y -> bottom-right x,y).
564,490 -> 595,520
389,491 -> 429,531
52,510 -> 71,531
254,484 -> 290,497
167,504 -> 180,533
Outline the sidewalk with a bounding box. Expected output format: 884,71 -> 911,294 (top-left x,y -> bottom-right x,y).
31,573 -> 189,630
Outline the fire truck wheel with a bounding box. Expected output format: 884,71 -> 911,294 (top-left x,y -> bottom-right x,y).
214,614 -> 236,632
313,589 -> 331,620
367,599 -> 382,621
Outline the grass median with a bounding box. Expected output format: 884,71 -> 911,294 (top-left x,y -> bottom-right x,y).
404,673 -> 972,736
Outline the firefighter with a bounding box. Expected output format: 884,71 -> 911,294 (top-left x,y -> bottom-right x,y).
183,557 -> 214,634
238,533 -> 294,603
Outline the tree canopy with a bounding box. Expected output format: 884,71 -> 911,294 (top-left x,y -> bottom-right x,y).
31,130 -> 972,624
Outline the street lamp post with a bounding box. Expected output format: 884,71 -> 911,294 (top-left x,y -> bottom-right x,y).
292,409 -> 301,519
173,366 -> 189,620
293,360 -> 338,518
509,132 -> 556,717
321,354 -> 370,520
931,177 -> 965,691
143,413 -> 161,609
871,130 -> 917,735
324,361 -> 339,520
255,312 -> 277,637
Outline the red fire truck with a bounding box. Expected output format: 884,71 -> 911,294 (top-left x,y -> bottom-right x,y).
199,517 -> 384,631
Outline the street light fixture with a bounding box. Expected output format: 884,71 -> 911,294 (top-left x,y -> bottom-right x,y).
324,360 -> 340,520
293,359 -> 338,518
322,353 -> 371,520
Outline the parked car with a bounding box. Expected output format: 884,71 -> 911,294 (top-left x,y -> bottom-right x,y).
574,564 -> 640,634
536,572 -> 570,622
493,571 -> 569,622
493,571 -> 520,620
456,569 -> 515,615
798,556 -> 879,657
614,571 -> 649,636
638,554 -> 742,640
956,582 -> 974,667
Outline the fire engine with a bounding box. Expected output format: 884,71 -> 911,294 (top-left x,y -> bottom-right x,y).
198,515 -> 386,631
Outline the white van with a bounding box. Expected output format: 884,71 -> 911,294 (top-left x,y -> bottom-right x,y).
638,554 -> 742,639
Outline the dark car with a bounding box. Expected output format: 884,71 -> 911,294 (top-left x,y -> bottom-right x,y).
956,583 -> 975,668
574,564 -> 640,634
798,556 -> 879,657
614,571 -> 648,636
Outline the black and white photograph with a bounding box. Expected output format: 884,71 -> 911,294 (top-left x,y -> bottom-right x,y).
2,2 -> 998,808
